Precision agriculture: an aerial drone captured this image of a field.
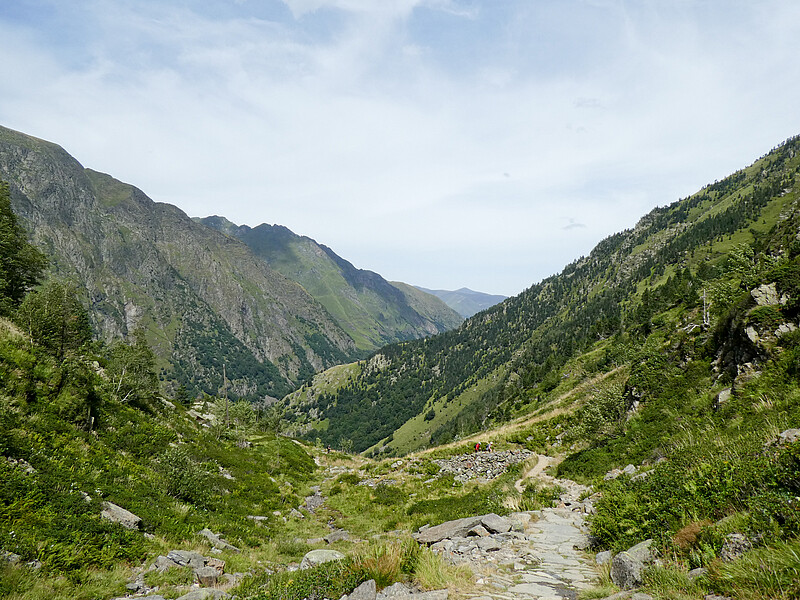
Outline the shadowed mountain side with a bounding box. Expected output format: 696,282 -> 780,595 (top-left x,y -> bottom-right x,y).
0,125 -> 358,400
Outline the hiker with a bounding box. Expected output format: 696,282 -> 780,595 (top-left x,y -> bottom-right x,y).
487,441 -> 493,452
475,441 -> 481,453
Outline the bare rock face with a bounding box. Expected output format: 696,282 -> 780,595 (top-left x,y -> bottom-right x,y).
719,533 -> 752,562
100,501 -> 141,530
345,579 -> 377,600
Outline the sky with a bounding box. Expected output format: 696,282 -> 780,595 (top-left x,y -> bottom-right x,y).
1,1 -> 799,297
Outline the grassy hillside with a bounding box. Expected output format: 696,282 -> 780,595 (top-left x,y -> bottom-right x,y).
282,136 -> 800,456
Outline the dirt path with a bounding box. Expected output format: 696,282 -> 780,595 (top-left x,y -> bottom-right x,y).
466,456 -> 596,600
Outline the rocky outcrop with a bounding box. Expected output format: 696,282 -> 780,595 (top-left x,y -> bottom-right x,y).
198,528 -> 240,553
433,450 -> 536,482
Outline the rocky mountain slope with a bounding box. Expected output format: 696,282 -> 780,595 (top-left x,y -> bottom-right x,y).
0,125 -> 359,399
414,286 -> 507,318
198,216 -> 463,352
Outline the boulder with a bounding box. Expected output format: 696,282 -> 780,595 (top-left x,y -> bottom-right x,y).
195,566 -> 219,587
778,429 -> 800,445
610,539 -> 654,589
325,529 -> 350,543
468,524 -> 490,537
167,550 -> 206,570
480,513 -> 512,534
345,578 -> 377,600
415,516 -> 484,544
610,551 -> 644,589
300,549 -> 345,570
100,501 -> 141,530
595,550 -> 613,565
626,539 -> 656,563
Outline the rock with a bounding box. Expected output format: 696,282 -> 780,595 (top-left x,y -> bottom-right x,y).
714,388 -> 732,409
468,524 -> 490,537
0,551 -> 20,565
153,555 -> 177,571
776,322 -> 797,337
719,533 -> 751,562
745,326 -> 760,344
100,501 -> 141,530
778,429 -> 800,445
290,508 -> 305,519
622,464 -> 637,476
377,582 -> 415,599
595,550 -> 613,565
304,491 -> 325,512
626,539 -> 656,563
688,567 -> 708,579
751,283 -> 780,306
198,528 -> 240,553
480,513 -> 512,534
415,516 -> 484,544
631,594 -> 654,600
325,529 -> 350,543
477,538 -> 501,552
175,590 -> 230,600
611,551 -> 644,589
346,578 -> 377,600
167,550 -> 206,570
300,549 -> 345,569
195,565 -> 219,586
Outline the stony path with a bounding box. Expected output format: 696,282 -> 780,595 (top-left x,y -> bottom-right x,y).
464,457 -> 597,600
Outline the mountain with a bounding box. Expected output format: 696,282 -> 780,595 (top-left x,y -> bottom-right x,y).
0,125 -> 360,400
284,135 -> 800,457
197,216 -> 463,352
414,286 -> 507,318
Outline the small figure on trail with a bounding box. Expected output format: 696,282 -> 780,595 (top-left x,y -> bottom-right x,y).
487,441 -> 493,452
475,441 -> 481,453
326,445 -> 331,454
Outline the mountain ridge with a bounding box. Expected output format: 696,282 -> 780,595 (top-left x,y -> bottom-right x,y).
198,216 -> 463,352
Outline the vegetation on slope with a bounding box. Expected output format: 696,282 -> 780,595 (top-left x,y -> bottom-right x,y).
284,135 -> 800,457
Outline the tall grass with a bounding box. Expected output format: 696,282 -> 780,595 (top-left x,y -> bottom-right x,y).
709,539 -> 800,600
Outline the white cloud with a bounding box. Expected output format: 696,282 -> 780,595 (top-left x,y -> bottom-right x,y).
0,0 -> 799,295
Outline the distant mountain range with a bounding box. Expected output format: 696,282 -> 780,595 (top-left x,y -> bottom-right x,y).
0,125 -> 461,401
414,286 -> 507,318
197,216 -> 463,352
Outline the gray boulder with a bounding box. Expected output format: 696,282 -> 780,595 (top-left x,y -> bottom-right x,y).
480,513 -> 512,534
300,549 -> 345,570
611,552 -> 644,589
195,566 -> 219,586
344,578 -> 377,600
167,550 -> 206,570
100,501 -> 141,530
415,516 -> 483,544
610,539 -> 655,589
325,529 -> 351,544
595,550 -> 613,565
